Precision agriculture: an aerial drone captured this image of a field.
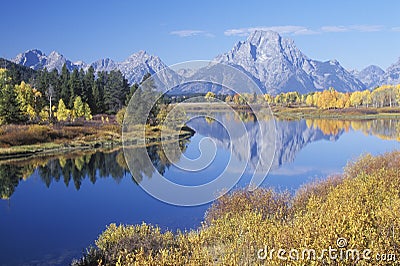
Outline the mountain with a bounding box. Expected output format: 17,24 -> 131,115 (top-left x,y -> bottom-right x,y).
352,65 -> 385,89
13,49 -> 180,86
380,58 -> 400,85
91,58 -> 118,73
14,33 -> 400,94
115,50 -> 180,85
13,49 -> 86,73
213,30 -> 366,94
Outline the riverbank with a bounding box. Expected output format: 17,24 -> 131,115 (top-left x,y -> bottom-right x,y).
73,151 -> 400,265
272,105 -> 400,120
0,123 -> 195,162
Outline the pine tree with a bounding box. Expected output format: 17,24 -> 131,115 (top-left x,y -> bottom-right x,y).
92,71 -> 106,114
34,68 -> 49,113
60,64 -> 70,106
104,70 -> 129,114
49,69 -> 60,104
79,68 -> 86,100
83,66 -> 95,110
0,70 -> 25,124
68,69 -> 82,108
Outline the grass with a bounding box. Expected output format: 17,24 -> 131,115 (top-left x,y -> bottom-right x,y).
74,151 -> 400,266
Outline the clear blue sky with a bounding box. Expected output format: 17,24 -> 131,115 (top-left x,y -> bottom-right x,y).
2,0 -> 400,70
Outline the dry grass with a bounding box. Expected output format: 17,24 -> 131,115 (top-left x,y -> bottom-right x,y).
0,123 -> 119,148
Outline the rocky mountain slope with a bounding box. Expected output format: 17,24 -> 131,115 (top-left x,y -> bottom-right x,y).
213,30 -> 366,94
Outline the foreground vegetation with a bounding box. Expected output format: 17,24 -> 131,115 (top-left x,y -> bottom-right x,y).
74,151 -> 400,265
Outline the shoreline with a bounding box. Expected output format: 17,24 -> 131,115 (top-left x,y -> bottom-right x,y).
271,106 -> 400,120
181,102 -> 400,119
0,125 -> 195,163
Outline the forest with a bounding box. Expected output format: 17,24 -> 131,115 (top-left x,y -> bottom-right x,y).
0,61 -> 136,125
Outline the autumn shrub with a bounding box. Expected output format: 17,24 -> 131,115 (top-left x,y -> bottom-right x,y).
205,188 -> 291,224
292,174 -> 343,214
76,151 -> 400,266
0,125 -> 51,146
94,223 -> 176,264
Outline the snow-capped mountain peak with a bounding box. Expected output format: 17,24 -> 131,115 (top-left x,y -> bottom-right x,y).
215,30 -> 365,94
13,49 -> 47,70
13,49 -> 85,73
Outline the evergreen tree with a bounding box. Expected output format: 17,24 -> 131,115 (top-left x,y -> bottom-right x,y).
104,70 -> 129,114
60,64 -> 70,106
68,69 -> 82,108
83,66 -> 95,110
0,70 -> 25,124
34,68 -> 49,112
92,71 -> 106,114
49,69 -> 60,104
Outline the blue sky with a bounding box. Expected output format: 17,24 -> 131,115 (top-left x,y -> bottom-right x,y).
2,0 -> 400,70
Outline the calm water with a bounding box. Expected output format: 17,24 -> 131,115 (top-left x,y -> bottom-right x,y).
0,116 -> 399,265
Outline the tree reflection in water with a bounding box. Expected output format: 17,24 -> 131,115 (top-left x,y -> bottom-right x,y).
0,137 -> 190,199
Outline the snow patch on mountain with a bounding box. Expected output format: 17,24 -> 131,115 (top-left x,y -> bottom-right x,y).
381,58 -> 400,85
214,30 -> 365,94
352,65 -> 385,89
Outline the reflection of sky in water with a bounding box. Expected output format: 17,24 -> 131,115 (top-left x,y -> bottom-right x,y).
163,134 -> 231,186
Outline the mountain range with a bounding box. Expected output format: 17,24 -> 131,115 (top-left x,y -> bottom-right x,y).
10,30 -> 400,94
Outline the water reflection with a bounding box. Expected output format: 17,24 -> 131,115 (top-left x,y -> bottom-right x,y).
189,114 -> 400,172
0,138 -> 190,199
1,115 -> 399,200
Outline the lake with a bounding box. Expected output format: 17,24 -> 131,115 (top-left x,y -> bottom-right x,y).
1,115 -> 399,265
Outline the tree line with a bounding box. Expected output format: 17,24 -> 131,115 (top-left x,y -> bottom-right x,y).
222,85 -> 400,109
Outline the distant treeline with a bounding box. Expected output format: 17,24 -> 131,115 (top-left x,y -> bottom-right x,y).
222,86 -> 400,109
